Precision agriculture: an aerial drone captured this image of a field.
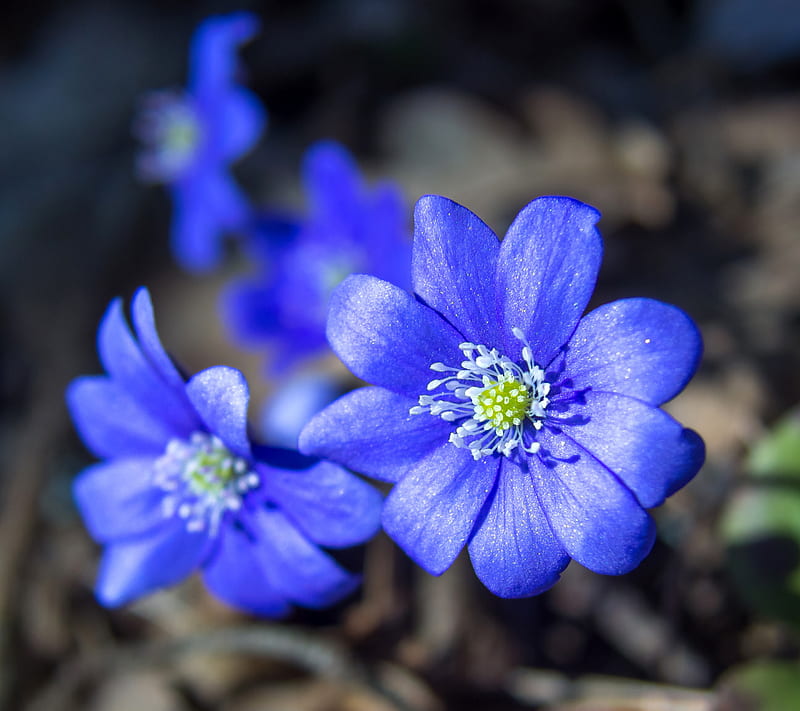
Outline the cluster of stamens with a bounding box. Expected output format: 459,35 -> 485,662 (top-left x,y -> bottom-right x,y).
153,432 -> 260,536
135,92 -> 202,182
410,328 -> 550,460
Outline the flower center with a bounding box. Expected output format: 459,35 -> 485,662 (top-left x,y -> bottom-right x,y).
153,432 -> 260,535
475,378 -> 531,431
410,328 -> 549,460
135,92 -> 203,182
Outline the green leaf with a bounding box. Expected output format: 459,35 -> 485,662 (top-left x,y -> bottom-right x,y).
722,661 -> 800,711
720,409 -> 800,624
721,487 -> 800,625
750,413 -> 800,480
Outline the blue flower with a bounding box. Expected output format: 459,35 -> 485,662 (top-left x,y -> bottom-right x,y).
66,288 -> 382,615
135,12 -> 266,272
259,371 -> 347,449
223,140 -> 410,371
299,195 -> 705,598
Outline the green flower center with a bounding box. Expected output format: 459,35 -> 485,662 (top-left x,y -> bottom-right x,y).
474,378 -> 531,432
153,433 -> 260,535
164,116 -> 200,160
410,330 -> 551,460
188,446 -> 238,494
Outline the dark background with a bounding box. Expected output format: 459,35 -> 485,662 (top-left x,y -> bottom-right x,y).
2,1 -> 800,709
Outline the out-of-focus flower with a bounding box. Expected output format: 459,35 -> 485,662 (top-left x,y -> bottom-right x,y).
223,140 -> 410,371
300,195 -> 705,598
259,371 -> 346,449
66,288 -> 382,615
135,12 -> 265,272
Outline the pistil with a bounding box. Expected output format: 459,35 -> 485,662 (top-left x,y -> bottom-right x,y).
135,92 -> 203,182
410,329 -> 550,460
153,432 -> 259,535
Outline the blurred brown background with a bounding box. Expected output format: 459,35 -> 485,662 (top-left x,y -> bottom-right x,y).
2,1 -> 800,709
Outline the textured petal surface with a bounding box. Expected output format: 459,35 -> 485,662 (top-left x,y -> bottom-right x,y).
74,458 -> 165,543
260,460 -> 383,547
95,521 -> 207,607
189,12 -> 259,98
186,366 -> 252,459
327,275 -> 463,396
131,288 -> 187,390
497,197 -> 602,364
202,524 -> 291,617
246,508 -> 360,609
468,459 -> 570,597
298,387 -> 453,482
98,298 -> 197,436
382,444 -> 500,576
532,429 -> 655,575
67,376 -> 171,459
558,391 -> 705,509
412,195 -> 500,343
563,298 -> 703,406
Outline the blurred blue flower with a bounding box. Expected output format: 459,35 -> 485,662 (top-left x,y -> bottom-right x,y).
300,195 -> 705,598
66,288 -> 382,615
223,140 -> 410,371
259,371 -> 346,449
135,12 -> 266,272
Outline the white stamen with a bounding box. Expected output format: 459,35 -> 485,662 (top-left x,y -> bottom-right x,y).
152,432 -> 260,536
410,328 -> 550,460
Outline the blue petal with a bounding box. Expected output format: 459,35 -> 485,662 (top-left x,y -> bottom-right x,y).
95,520 -> 208,607
563,298 -> 703,406
327,275 -> 463,396
304,140 -> 362,230
363,182 -> 411,289
131,288 -> 187,391
170,179 -> 224,273
558,391 -> 705,509
188,12 -> 259,99
259,460 -> 382,548
66,376 -> 171,459
298,386 -> 453,482
215,88 -> 266,161
259,371 -> 343,449
532,429 -> 655,575
201,170 -> 251,229
74,458 -> 166,543
247,507 -> 360,609
412,195 -> 500,344
497,197 -> 602,365
185,366 -> 252,459
98,298 -> 198,437
302,142 -> 410,288
170,172 -> 249,273
221,277 -> 279,346
382,444 -> 500,576
241,211 -> 303,265
468,459 -> 570,597
267,331 -> 326,375
202,523 -> 291,617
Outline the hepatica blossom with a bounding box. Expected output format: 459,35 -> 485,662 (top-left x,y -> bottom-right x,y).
260,371 -> 346,449
135,12 -> 265,272
223,140 -> 410,370
66,288 -> 382,614
300,195 -> 705,598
